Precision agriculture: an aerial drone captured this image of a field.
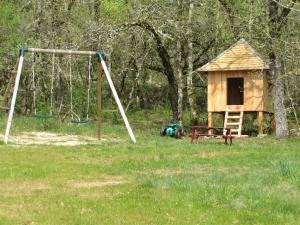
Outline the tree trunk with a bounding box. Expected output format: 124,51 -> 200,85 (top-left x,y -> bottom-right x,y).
167,74 -> 179,120
125,21 -> 178,119
265,0 -> 294,137
270,55 -> 289,137
176,25 -> 184,125
218,0 -> 240,39
94,0 -> 102,21
126,60 -> 141,111
186,1 -> 197,122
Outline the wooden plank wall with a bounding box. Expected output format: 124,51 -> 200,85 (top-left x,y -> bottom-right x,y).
207,70 -> 272,112
262,73 -> 274,112
246,71 -> 263,111
207,71 -> 224,112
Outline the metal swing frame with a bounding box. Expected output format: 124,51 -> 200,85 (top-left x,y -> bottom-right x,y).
3,48 -> 136,144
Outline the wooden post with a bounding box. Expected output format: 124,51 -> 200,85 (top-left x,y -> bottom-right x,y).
258,111 -> 264,135
208,112 -> 213,135
97,63 -> 103,140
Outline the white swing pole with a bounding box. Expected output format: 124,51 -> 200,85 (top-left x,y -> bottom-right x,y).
4,50 -> 26,144
98,53 -> 137,144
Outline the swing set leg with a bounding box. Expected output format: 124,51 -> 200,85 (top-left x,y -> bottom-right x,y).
4,53 -> 25,144
98,54 -> 136,143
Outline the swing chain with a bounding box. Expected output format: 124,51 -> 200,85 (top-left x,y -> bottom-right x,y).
68,54 -> 80,122
86,55 -> 92,120
50,53 -> 55,115
32,52 -> 37,115
69,54 -> 73,119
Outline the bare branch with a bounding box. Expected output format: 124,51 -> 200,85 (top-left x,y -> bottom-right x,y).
218,0 -> 239,38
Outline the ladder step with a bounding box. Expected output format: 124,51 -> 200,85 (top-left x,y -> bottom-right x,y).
230,129 -> 240,132
224,105 -> 243,136
226,122 -> 240,126
226,116 -> 241,119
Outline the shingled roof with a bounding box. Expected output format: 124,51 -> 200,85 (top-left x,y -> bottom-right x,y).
198,39 -> 269,72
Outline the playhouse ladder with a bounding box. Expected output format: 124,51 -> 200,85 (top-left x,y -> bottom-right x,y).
224,105 -> 244,137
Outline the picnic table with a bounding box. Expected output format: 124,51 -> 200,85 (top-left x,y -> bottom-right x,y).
189,126 -> 233,144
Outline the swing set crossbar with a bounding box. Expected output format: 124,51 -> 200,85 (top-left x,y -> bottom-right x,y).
27,48 -> 98,56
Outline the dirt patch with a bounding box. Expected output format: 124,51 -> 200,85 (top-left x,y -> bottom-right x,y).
79,191 -> 123,199
69,176 -> 126,189
0,177 -> 126,197
0,181 -> 49,197
196,151 -> 218,159
140,165 -> 248,178
1,132 -> 121,146
150,167 -> 209,176
193,151 -> 241,159
153,168 -> 186,176
0,204 -> 21,219
72,180 -> 125,188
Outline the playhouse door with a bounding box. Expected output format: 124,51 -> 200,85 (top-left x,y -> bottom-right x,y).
227,78 -> 244,105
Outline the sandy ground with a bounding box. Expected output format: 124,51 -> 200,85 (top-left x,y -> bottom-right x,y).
0,132 -> 118,146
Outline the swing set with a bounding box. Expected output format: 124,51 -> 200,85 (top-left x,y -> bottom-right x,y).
3,47 -> 136,144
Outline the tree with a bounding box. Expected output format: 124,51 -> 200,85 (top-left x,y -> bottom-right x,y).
218,0 -> 299,137
265,0 -> 299,137
186,0 -> 197,122
125,21 -> 178,119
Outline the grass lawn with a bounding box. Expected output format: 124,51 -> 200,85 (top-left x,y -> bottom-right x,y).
0,114 -> 300,224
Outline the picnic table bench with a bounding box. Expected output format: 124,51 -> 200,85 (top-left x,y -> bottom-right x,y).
189,126 -> 233,144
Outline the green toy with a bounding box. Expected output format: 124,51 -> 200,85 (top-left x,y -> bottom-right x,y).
160,120 -> 183,139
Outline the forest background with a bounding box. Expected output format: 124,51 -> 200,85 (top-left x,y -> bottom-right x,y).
1,0 -> 300,137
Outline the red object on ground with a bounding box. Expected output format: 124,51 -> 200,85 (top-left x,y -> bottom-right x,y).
189,126 -> 233,145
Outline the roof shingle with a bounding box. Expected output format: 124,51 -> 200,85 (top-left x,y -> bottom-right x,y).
198,39 -> 269,72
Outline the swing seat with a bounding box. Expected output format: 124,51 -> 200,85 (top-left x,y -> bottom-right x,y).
32,114 -> 53,119
70,119 -> 90,124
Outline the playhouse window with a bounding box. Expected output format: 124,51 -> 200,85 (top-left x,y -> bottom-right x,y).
227,78 -> 244,105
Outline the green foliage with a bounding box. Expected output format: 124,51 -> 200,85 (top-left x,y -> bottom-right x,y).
100,0 -> 129,21
242,114 -> 259,136
0,2 -> 25,95
0,2 -> 23,47
1,0 -> 300,132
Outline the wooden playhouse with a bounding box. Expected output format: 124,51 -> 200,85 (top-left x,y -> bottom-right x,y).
197,39 -> 273,136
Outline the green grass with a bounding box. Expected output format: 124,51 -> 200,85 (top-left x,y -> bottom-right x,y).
0,112 -> 300,224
